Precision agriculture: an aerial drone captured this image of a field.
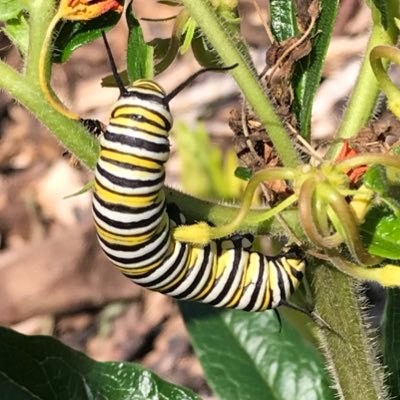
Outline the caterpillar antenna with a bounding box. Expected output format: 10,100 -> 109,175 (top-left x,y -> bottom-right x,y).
101,31 -> 128,96
165,64 -> 238,103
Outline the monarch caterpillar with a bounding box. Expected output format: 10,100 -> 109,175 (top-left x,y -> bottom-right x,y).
92,33 -> 305,312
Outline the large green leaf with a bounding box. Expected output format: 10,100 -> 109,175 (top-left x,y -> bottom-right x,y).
180,303 -> 335,400
0,326 -> 199,400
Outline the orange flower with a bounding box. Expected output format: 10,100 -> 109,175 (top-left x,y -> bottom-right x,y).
59,0 -> 123,21
336,140 -> 368,183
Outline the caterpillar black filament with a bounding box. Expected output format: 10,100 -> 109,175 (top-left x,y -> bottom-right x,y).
92,33 -> 305,312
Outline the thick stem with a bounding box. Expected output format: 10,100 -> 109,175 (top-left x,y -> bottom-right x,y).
312,3 -> 399,398
181,0 -> 300,168
313,265 -> 386,400
0,61 -> 99,168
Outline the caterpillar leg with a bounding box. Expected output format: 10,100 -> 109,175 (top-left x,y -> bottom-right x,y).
273,309 -> 282,332
80,118 -> 105,138
281,300 -> 342,339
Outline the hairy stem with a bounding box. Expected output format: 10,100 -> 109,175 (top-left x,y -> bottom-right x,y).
312,3 -> 399,398
26,0 -> 56,79
0,60 -> 99,168
181,0 -> 300,168
313,265 -> 385,400
328,2 -> 398,158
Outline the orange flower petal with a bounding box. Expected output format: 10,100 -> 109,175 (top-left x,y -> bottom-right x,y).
60,0 -> 123,21
336,140 -> 367,183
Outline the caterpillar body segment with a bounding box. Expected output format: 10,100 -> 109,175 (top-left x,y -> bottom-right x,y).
92,79 -> 305,312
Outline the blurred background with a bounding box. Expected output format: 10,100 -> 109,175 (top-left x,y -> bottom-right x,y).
0,0 -> 380,398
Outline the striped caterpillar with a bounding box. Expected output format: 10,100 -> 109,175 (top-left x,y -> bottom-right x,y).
92,34 -> 305,312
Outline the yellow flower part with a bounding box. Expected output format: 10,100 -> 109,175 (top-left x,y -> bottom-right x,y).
59,0 -> 123,21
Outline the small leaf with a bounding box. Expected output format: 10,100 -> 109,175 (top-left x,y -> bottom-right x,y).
369,0 -> 389,28
1,11 -> 29,56
0,326 -> 200,400
126,4 -> 153,81
234,166 -> 253,180
270,0 -> 298,40
363,164 -> 400,215
270,0 -> 339,138
149,9 -> 190,75
191,28 -> 222,68
173,122 -> 242,200
363,164 -> 389,194
0,0 -> 28,20
361,206 -> 400,259
293,0 -> 339,138
180,303 -> 335,400
149,36 -> 180,75
64,180 -> 94,199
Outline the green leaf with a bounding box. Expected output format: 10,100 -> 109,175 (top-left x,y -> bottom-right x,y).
173,122 -> 242,200
180,303 -> 335,400
234,166 -> 252,180
364,164 -> 389,193
149,36 -> 180,75
0,326 -> 199,400
363,164 -> 400,215
370,0 -> 389,28
126,3 -> 153,81
0,0 -> 27,20
383,288 -> 400,399
293,0 -> 339,138
269,0 -> 298,40
1,11 -> 29,56
191,28 -> 222,68
51,4 -> 124,64
361,206 -> 400,259
270,1 -> 339,138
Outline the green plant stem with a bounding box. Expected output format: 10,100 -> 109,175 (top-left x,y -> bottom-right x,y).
181,0 -> 300,168
312,265 -> 385,400
329,2 -> 398,157
311,4 -> 399,398
383,289 -> 400,398
164,188 -> 302,236
370,45 -> 400,117
0,60 -> 99,168
26,0 -> 56,79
